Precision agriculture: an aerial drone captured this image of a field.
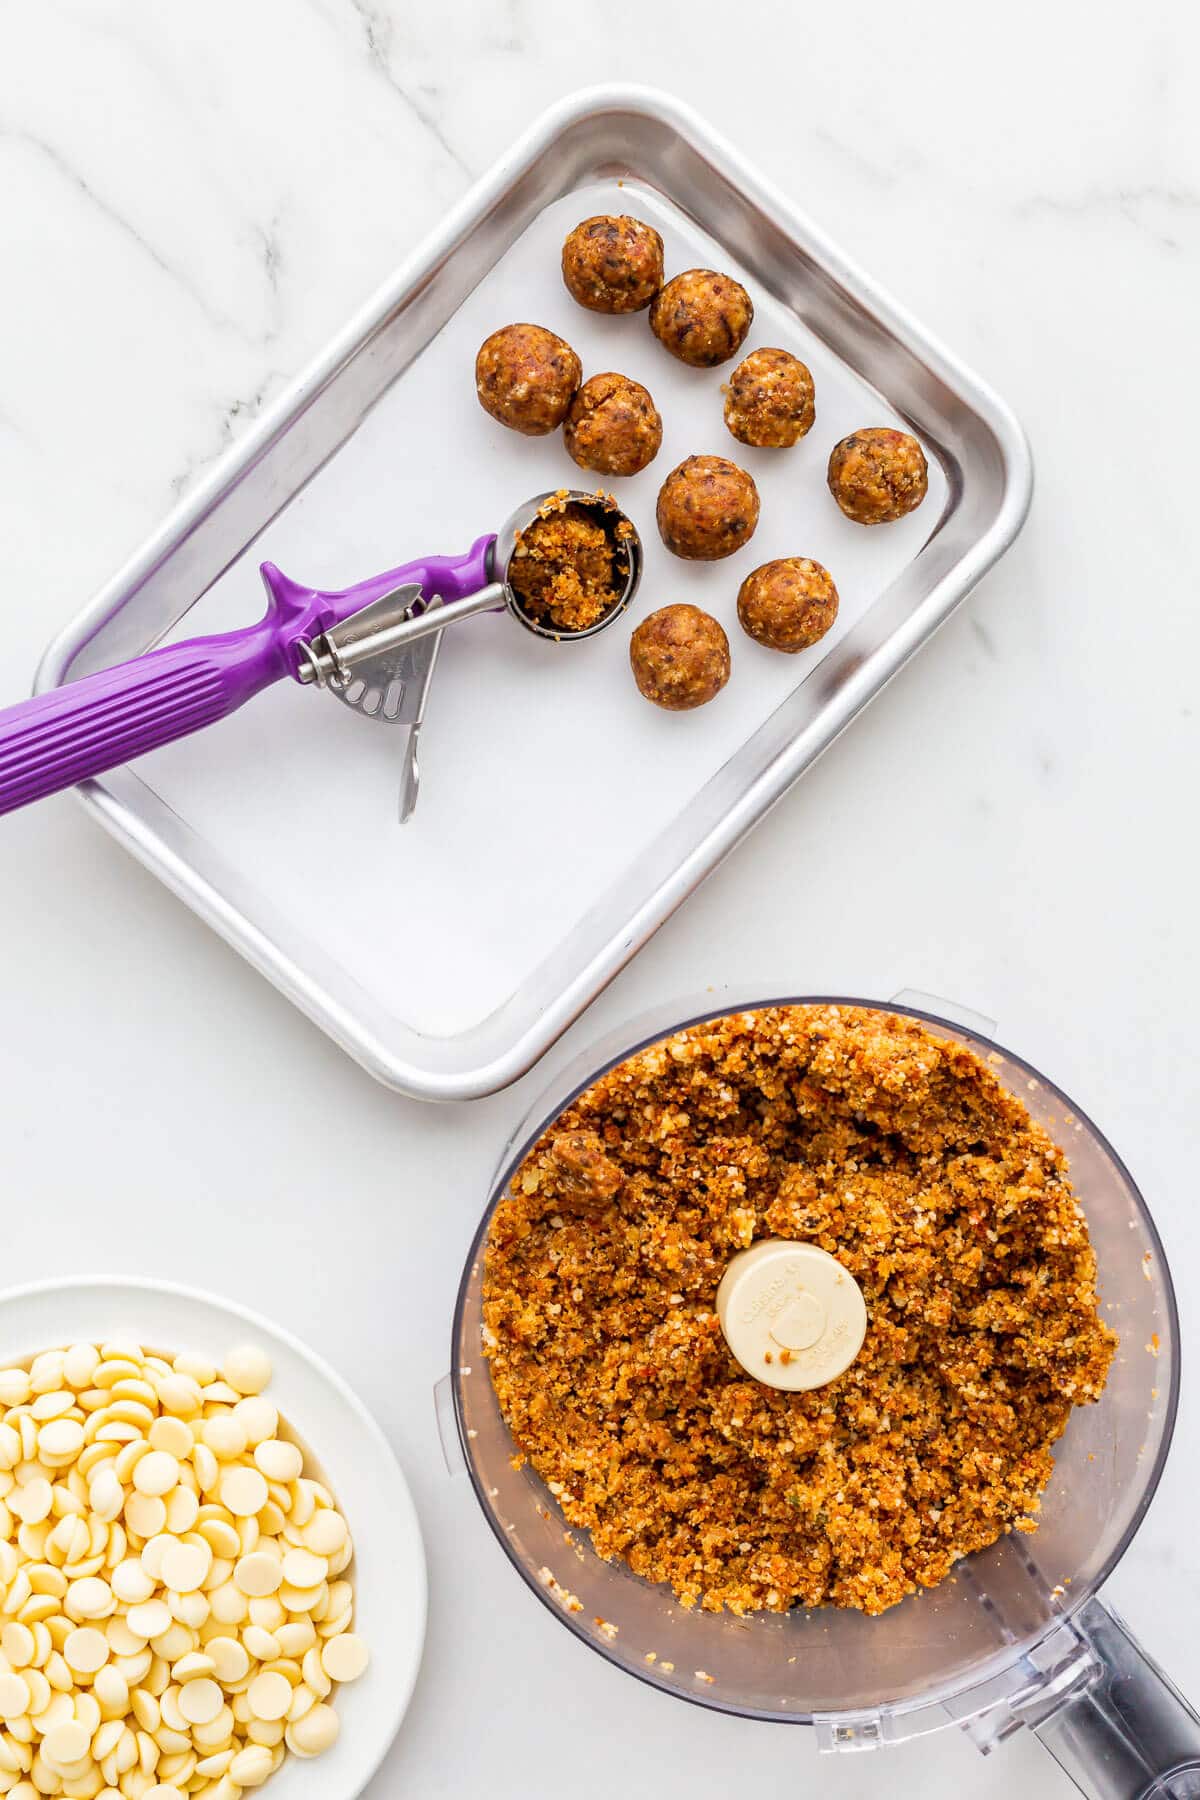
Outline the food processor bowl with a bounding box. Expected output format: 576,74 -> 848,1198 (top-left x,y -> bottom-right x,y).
445,994 -> 1198,1797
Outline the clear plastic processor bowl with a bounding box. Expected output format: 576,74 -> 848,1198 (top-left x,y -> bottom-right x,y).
446,995 -> 1200,1799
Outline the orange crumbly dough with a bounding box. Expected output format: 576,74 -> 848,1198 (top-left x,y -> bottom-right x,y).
509,499 -> 621,632
482,1006 -> 1117,1617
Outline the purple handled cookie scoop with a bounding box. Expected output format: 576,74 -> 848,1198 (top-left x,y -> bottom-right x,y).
0,491 -> 642,822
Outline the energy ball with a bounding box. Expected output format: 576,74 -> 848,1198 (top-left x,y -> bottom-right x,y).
827,427 -> 929,524
656,454 -> 760,561
564,372 -> 663,477
649,269 -> 754,367
561,215 -> 664,314
475,323 -> 581,436
630,604 -> 731,711
737,557 -> 839,653
724,347 -> 815,448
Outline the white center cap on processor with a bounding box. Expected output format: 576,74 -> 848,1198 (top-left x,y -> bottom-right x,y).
715,1240 -> 868,1392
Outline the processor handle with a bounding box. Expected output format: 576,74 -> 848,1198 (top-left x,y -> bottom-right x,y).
1030,1599 -> 1200,1800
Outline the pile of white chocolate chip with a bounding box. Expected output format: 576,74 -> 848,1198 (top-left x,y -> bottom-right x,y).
0,1339 -> 368,1798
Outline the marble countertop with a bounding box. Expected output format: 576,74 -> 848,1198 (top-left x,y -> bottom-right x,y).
1,3 -> 1196,1795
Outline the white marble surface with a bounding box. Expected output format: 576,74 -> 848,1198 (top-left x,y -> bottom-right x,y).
1,4 -> 1198,1795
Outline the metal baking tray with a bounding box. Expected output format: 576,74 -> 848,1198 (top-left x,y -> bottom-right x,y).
37,85 -> 1032,1101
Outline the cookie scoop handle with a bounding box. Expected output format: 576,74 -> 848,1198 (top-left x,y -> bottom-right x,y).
0,614 -> 295,816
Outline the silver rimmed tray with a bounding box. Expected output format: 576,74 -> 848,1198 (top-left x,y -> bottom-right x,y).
37,86 -> 1032,1101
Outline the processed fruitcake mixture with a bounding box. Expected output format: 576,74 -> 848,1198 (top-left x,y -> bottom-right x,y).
508,496 -> 626,633
482,1006 -> 1116,1617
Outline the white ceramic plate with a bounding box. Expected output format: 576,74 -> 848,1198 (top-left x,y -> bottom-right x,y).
0,1277 -> 426,1799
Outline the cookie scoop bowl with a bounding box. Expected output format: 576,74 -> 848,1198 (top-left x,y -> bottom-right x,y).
448,996 -> 1193,1794
493,489 -> 643,643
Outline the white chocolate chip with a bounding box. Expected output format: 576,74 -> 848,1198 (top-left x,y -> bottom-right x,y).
281,1548 -> 327,1589
66,1575 -> 114,1619
132,1451 -> 180,1498
321,1632 -> 368,1683
246,1671 -> 291,1723
177,1676 -> 224,1726
126,1599 -> 171,1642
42,1719 -> 90,1765
198,1417 -> 244,1462
219,1467 -> 268,1519
252,1439 -> 303,1484
38,1418 -> 85,1460
125,1492 -> 167,1538
208,1581 -> 249,1626
63,1627 -> 109,1674
205,1637 -> 250,1685
157,1374 -> 202,1418
173,1652 -> 216,1684
172,1351 -> 216,1384
195,1748 -> 235,1778
241,1626 -> 280,1663
0,1370 -> 31,1408
90,1465 -> 125,1523
148,1416 -> 193,1460
63,1343 -> 100,1389
0,1672 -> 28,1718
159,1541 -> 211,1593
275,1620 -> 315,1658
234,1552 -> 282,1598
111,1558 -> 156,1606
286,1701 -> 340,1757
1,1623 -> 34,1668
301,1509 -> 348,1557
229,1743 -> 275,1787
220,1348 -> 272,1398
163,1486 -> 199,1535
232,1397 -> 277,1446
93,1664 -> 129,1714
10,1478 -> 52,1524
